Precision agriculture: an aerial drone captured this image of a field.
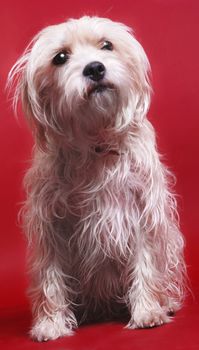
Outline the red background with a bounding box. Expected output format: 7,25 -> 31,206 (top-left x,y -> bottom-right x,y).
0,1 -> 199,349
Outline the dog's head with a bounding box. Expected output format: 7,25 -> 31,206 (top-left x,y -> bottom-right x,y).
8,16 -> 151,150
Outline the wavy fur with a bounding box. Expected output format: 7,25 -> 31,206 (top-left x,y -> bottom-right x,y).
7,16 -> 186,341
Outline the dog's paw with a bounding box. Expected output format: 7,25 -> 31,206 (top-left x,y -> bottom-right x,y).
164,297 -> 181,316
30,316 -> 74,342
126,309 -> 171,329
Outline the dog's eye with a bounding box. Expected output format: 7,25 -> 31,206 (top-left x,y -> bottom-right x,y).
101,40 -> 113,51
52,51 -> 69,65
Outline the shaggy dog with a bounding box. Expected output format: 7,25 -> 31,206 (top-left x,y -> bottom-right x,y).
8,16 -> 186,341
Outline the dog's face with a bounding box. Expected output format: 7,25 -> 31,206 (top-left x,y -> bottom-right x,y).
9,16 -> 151,148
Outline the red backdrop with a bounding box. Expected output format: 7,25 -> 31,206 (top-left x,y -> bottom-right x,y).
0,1 -> 199,349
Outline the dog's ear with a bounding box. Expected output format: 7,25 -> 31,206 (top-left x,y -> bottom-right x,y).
7,51 -> 47,148
124,27 -> 152,123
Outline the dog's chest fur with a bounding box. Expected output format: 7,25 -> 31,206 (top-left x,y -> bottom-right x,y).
64,155 -> 137,303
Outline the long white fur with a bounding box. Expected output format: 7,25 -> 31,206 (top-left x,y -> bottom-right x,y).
7,16 -> 186,341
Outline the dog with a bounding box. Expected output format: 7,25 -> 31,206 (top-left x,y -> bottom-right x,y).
8,16 -> 186,341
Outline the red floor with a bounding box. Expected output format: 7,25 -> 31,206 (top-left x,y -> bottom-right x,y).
1,298 -> 199,349
1,1 -> 199,349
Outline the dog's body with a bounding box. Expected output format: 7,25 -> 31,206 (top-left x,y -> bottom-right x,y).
8,16 -> 186,341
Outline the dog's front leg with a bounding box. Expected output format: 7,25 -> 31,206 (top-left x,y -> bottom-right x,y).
29,248 -> 77,341
125,234 -> 170,329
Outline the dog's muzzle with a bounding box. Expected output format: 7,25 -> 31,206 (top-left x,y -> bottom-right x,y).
83,61 -> 116,98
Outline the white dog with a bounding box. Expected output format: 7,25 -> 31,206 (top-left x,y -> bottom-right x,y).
8,16 -> 186,341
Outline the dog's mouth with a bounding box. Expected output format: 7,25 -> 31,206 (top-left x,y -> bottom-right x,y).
87,83 -> 115,98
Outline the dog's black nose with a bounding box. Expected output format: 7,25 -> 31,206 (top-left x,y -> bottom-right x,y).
83,61 -> 105,81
